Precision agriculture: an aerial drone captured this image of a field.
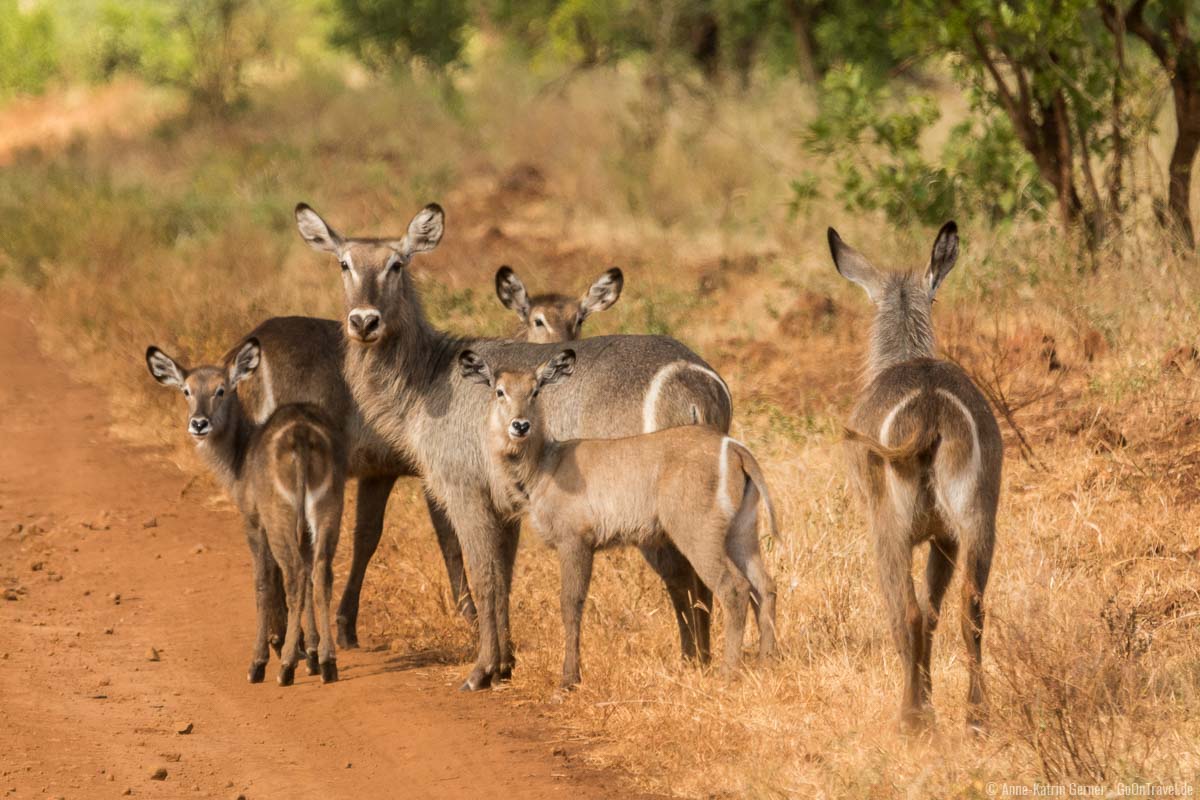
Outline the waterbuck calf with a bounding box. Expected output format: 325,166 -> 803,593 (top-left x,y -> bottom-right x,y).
494,265 -> 623,343
230,316 -> 475,647
460,348 -> 778,685
829,222 -> 1002,731
146,340 -> 347,685
295,202 -> 732,690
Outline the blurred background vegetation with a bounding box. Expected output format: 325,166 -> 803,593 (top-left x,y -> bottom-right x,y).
1,0 -> 1196,251
3,4 -> 1199,795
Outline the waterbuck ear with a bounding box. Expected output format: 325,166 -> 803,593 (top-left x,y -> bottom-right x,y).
146,346 -> 187,390
229,338 -> 261,386
535,349 -> 576,392
495,266 -> 531,320
458,349 -> 494,387
927,220 -> 959,295
828,227 -> 883,302
295,203 -> 343,254
578,267 -> 623,321
402,203 -> 445,257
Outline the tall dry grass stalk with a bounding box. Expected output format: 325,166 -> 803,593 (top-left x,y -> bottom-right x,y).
2,59 -> 1199,797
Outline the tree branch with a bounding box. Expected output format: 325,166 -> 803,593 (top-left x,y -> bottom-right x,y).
970,28 -> 1033,148
1122,0 -> 1171,69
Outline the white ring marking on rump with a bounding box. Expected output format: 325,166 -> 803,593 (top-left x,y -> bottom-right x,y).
642,361 -> 732,433
878,389 -> 922,447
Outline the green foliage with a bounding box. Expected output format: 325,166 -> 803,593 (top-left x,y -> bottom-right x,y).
544,0 -> 643,65
889,0 -> 1163,242
481,0 -> 561,55
89,1 -> 182,82
480,0 -> 907,81
805,65 -> 952,226
943,112 -> 1051,224
329,0 -> 470,70
0,0 -> 58,95
808,0 -> 907,82
79,0 -> 292,116
804,64 -> 1049,227
896,0 -> 1116,154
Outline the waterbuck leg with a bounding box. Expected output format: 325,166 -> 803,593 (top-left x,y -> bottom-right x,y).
666,523 -> 751,678
873,506 -> 925,730
425,489 -> 477,625
557,540 -> 594,688
496,518 -> 521,680
267,563 -> 287,658
303,564 -> 320,677
640,543 -> 713,663
336,474 -> 396,649
446,497 -> 501,691
961,538 -> 992,731
921,536 -> 958,707
277,548 -> 306,687
313,508 -> 341,683
714,564 -> 752,678
727,494 -> 777,658
246,526 -> 274,684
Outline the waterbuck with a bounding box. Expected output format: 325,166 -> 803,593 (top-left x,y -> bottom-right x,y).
295,202 -> 731,690
494,265 -> 623,343
461,348 -> 778,686
829,221 -> 1001,730
146,339 -> 347,685
151,315 -> 475,649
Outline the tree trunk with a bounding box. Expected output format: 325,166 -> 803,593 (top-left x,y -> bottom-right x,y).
787,1 -> 821,84
1166,87 -> 1200,249
1113,0 -> 1200,249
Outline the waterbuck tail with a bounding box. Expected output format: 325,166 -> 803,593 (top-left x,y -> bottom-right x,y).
292,431 -> 310,550
843,425 -> 938,463
731,442 -> 779,542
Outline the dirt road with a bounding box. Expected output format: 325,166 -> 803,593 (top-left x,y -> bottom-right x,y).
0,293 -> 634,798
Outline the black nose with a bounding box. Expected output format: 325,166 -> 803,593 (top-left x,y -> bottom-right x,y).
348,309 -> 381,338
189,417 -> 211,435
511,420 -> 531,436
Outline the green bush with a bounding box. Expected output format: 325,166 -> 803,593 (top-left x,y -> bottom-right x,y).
329,0 -> 470,70
0,0 -> 58,95
803,64 -> 1049,227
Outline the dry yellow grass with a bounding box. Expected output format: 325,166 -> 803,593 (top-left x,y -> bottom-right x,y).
3,60 -> 1199,798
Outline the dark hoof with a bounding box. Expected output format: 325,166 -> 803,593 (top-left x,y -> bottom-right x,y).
306,651 -> 320,676
497,663 -> 514,682
248,662 -> 267,684
336,616 -> 359,650
321,660 -> 339,684
458,668 -> 493,692
278,663 -> 296,687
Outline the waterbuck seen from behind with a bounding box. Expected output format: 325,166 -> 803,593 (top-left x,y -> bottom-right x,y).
227,316 -> 476,646
830,221 -> 1001,731
295,201 -> 732,690
147,339 -> 347,685
461,348 -> 778,685
494,265 -> 623,343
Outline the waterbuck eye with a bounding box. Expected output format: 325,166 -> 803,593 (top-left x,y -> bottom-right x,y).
389,261 -> 403,275
495,389 -> 504,398
535,318 -> 545,328
183,388 -> 191,397
340,260 -> 350,272
215,387 -> 225,397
